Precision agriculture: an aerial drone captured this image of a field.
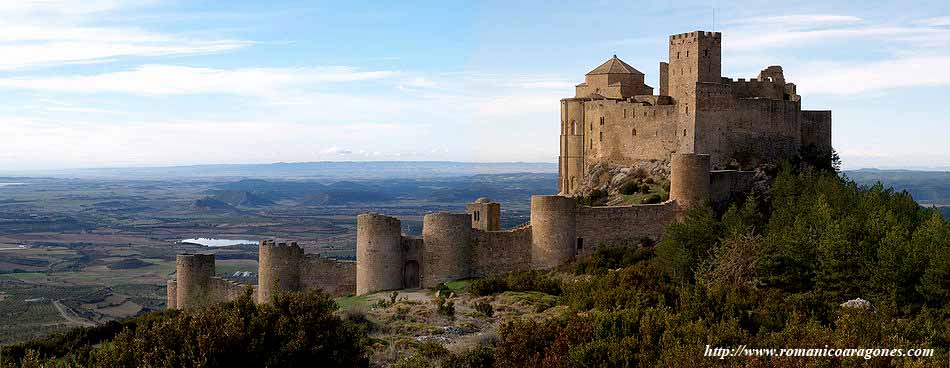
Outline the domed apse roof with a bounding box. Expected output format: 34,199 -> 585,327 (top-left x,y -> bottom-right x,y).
474,197 -> 491,203
586,55 -> 643,75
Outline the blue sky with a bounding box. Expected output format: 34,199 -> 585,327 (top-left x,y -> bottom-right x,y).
2,0 -> 950,170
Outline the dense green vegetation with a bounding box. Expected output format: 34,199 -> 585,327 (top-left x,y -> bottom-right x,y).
2,289 -> 370,367
487,164 -> 948,367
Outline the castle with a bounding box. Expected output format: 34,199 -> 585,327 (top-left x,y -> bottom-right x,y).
167,31 -> 832,309
560,31 -> 831,195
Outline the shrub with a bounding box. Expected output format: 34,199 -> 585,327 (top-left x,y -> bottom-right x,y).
639,184 -> 651,194
434,296 -> 455,319
579,189 -> 608,206
574,245 -> 654,275
4,290 -> 369,367
640,194 -> 662,204
469,271 -> 562,297
619,181 -> 640,195
474,301 -> 494,317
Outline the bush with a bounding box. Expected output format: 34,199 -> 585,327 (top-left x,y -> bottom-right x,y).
434,295 -> 455,319
640,194 -> 662,204
574,246 -> 654,275
4,289 -> 369,367
474,301 -> 494,317
619,181 -> 640,195
579,189 -> 608,206
469,271 -> 562,297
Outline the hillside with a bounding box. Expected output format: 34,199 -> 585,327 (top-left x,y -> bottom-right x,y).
4,164 -> 947,367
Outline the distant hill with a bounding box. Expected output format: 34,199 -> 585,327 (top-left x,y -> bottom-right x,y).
208,190 -> 275,207
4,161 -> 558,180
193,197 -> 237,210
844,169 -> 950,205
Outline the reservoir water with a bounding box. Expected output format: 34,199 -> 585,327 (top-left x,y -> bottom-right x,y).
178,238 -> 257,247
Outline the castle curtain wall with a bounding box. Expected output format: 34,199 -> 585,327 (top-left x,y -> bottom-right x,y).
470,225 -> 532,277
574,202 -> 677,255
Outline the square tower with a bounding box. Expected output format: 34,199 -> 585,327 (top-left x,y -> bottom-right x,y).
466,198 -> 501,231
667,31 -> 721,101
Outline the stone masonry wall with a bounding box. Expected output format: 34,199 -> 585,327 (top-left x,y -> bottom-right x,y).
710,170 -> 755,205
470,224 -> 532,277
575,202 -> 677,255
300,256 -> 357,297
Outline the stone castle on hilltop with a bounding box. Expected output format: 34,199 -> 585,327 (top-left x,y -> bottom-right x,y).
167,31 -> 832,309
560,31 -> 831,196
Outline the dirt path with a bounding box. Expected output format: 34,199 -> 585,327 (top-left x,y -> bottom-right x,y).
53,300 -> 95,327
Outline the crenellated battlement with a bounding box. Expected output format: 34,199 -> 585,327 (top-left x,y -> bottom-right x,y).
670,31 -> 721,40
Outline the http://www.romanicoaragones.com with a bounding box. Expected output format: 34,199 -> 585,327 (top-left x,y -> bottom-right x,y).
704,345 -> 936,360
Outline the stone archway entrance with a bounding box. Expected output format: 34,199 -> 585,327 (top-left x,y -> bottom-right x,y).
403,260 -> 420,289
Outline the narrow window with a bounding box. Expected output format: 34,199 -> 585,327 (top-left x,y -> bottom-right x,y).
704,49 -> 709,57
623,109 -> 626,118
599,131 -> 603,142
677,51 -> 680,59
576,238 -> 584,251
686,50 -> 689,57
632,128 -> 637,136
683,129 -> 687,136
686,105 -> 689,115
570,120 -> 576,135
600,116 -> 605,125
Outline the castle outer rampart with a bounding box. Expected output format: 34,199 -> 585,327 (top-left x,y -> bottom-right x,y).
167,30 -> 831,308
167,152 -> 754,306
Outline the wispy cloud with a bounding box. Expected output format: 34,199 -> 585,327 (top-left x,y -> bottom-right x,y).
796,56 -> 950,95
722,13 -> 950,51
0,65 -> 398,95
0,0 -> 251,69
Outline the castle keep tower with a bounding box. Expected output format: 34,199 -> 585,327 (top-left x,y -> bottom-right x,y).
257,240 -> 304,304
421,213 -> 473,287
175,254 -> 215,309
667,31 -> 722,101
356,213 -> 403,295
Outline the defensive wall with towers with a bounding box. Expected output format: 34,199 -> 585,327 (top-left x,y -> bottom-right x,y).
167,30 -> 831,308
168,152 -> 753,307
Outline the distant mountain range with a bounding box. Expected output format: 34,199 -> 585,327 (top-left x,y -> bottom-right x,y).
1,161 -> 558,180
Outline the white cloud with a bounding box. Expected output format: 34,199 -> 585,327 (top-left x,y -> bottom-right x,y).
0,117 -> 422,169
0,64 -> 398,95
319,147 -> 354,155
726,14 -> 863,28
0,0 -> 250,69
795,56 -> 950,95
916,16 -> 950,27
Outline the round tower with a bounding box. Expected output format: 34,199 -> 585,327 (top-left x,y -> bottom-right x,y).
530,195 -> 577,269
356,213 -> 403,295
175,253 -> 215,309
670,153 -> 711,209
421,212 -> 472,288
257,240 -> 304,304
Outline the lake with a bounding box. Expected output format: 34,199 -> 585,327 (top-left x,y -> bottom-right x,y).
178,238 -> 258,247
